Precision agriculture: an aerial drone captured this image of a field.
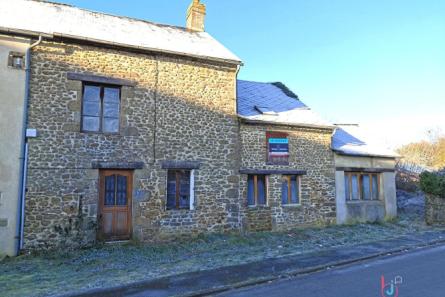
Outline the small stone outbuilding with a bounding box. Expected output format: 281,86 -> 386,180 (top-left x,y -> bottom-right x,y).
332,125 -> 398,224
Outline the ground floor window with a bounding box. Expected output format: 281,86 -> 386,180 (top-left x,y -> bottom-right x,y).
167,170 -> 194,210
282,175 -> 300,205
247,175 -> 267,206
345,172 -> 380,201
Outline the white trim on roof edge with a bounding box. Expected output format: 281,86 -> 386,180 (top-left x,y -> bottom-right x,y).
238,115 -> 336,130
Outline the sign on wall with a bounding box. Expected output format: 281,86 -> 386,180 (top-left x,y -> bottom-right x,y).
267,132 -> 289,164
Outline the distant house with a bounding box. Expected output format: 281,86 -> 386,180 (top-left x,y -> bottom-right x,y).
0,0 -> 397,255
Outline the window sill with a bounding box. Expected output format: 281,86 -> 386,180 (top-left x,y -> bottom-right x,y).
346,200 -> 383,204
81,131 -> 121,135
266,162 -> 290,166
282,204 -> 302,208
166,208 -> 194,212
7,66 -> 25,70
247,205 -> 269,209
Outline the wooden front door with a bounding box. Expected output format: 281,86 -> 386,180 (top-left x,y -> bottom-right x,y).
98,170 -> 132,241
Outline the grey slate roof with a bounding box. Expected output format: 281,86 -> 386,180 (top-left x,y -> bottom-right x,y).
237,80 -> 333,129
0,0 -> 241,64
237,80 -> 398,158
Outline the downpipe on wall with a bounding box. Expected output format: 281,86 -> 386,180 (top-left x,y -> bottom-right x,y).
15,35 -> 42,255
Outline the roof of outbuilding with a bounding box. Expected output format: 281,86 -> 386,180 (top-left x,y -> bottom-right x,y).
237,80 -> 334,129
0,0 -> 242,64
332,125 -> 399,158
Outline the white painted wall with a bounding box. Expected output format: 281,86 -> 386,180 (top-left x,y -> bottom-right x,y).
335,154 -> 396,169
0,35 -> 30,256
335,170 -> 347,224
383,172 -> 397,218
334,154 -> 397,224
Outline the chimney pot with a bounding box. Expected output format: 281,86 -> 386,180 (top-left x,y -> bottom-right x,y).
186,0 -> 206,32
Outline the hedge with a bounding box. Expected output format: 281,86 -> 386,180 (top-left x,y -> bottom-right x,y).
420,171 -> 445,197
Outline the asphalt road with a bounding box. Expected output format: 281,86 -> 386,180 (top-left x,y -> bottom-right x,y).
214,244 -> 445,297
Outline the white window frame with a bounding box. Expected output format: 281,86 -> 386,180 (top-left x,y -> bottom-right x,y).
190,170 -> 195,210
165,169 -> 195,210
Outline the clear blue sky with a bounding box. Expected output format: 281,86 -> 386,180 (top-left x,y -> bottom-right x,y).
62,0 -> 445,147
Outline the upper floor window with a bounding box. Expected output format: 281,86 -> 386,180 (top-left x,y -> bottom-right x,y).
266,132 -> 289,165
167,170 -> 195,210
8,52 -> 25,69
345,172 -> 380,201
247,175 -> 267,206
282,175 -> 300,205
81,83 -> 120,133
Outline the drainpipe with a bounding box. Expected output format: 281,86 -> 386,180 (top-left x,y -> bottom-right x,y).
235,64 -> 240,115
15,35 -> 43,255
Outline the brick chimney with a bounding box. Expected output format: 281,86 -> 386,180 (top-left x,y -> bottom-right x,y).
186,0 -> 206,32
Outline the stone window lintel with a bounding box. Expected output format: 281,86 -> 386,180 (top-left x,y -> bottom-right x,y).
91,161 -> 144,170
67,72 -> 137,87
161,161 -> 201,170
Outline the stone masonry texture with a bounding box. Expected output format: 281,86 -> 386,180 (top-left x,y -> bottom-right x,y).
239,124 -> 336,231
25,41 -> 239,249
24,40 -> 336,250
425,194 -> 445,225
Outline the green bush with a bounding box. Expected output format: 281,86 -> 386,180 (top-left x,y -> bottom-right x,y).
420,171 -> 445,197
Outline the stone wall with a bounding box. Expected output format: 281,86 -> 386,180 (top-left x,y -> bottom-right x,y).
24,41 -> 239,249
239,123 -> 336,231
425,194 -> 445,225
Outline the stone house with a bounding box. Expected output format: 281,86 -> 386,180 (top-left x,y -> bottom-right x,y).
0,0 -> 397,255
237,81 -> 337,231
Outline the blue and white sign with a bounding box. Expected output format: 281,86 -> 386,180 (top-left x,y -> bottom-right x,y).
269,138 -> 289,156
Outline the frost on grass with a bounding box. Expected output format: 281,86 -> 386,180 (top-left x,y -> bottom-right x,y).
0,196 -> 441,297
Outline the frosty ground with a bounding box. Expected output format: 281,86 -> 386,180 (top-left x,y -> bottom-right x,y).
0,190 -> 441,297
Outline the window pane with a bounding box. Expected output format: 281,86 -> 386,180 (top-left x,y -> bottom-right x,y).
281,177 -> 289,205
290,175 -> 299,204
179,195 -> 190,209
179,171 -> 190,209
345,174 -> 350,200
82,116 -> 100,132
372,175 -> 379,200
116,175 -> 127,206
104,175 -> 115,206
104,87 -> 120,104
351,174 -> 359,200
257,175 -> 266,205
103,117 -> 119,133
103,102 -> 120,118
83,100 -> 100,116
361,174 -> 371,200
247,175 -> 255,206
84,85 -> 100,102
167,171 -> 176,209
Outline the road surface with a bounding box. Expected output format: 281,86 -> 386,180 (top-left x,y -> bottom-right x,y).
215,244 -> 445,297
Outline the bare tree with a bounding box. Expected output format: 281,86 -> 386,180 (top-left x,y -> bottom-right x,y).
397,129 -> 445,170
